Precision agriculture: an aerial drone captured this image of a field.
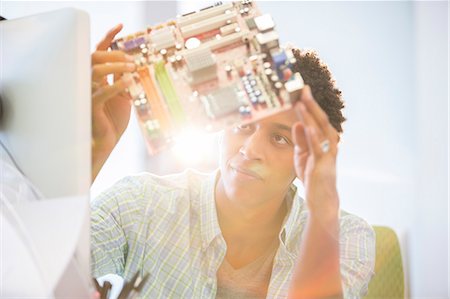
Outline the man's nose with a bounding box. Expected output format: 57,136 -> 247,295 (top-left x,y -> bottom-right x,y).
239,131 -> 266,161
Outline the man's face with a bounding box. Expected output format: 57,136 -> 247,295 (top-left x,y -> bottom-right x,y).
218,108 -> 299,207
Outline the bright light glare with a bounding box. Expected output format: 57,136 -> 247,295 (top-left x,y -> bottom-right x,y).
171,127 -> 219,168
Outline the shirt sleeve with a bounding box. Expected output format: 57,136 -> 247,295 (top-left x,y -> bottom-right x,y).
339,214 -> 376,298
90,176 -> 143,278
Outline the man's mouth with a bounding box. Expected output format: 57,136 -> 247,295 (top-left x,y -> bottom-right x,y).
230,164 -> 263,180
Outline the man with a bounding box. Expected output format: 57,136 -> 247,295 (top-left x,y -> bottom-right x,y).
91,24 -> 375,298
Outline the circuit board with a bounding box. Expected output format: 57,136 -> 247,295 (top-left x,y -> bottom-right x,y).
112,0 -> 304,155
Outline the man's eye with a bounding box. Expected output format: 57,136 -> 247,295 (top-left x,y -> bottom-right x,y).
272,134 -> 290,145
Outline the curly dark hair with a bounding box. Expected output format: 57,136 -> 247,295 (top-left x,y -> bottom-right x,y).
292,49 -> 346,133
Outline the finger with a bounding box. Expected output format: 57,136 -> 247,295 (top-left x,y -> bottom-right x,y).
301,85 -> 337,141
292,122 -> 308,153
93,77 -> 132,106
96,24 -> 123,51
292,122 -> 309,181
92,50 -> 134,64
296,101 -> 325,141
306,126 -> 323,158
92,62 -> 136,81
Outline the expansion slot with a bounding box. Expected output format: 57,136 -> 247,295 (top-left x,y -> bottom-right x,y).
180,11 -> 238,38
137,66 -> 173,133
178,2 -> 234,27
154,61 -> 186,126
179,30 -> 249,58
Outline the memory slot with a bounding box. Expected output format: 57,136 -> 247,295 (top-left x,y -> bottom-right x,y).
154,61 -> 186,126
178,30 -> 249,58
137,66 -> 173,134
178,2 -> 234,27
180,11 -> 238,38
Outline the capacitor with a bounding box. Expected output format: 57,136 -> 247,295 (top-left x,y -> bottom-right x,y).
274,81 -> 283,95
263,62 -> 271,69
160,49 -> 168,61
225,65 -> 233,79
175,55 -> 183,68
244,37 -> 250,51
271,74 -> 279,82
263,69 -> 272,78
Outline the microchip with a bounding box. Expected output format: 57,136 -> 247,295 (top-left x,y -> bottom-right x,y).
184,47 -> 218,84
201,85 -> 242,119
245,18 -> 257,30
254,14 -> 275,32
184,47 -> 216,72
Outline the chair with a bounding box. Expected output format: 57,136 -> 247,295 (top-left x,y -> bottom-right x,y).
364,226 -> 405,299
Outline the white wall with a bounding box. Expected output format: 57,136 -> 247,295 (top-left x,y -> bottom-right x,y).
256,1 -> 448,297
410,2 -> 448,297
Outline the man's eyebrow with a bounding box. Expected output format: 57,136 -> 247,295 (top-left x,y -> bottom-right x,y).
272,123 -> 292,132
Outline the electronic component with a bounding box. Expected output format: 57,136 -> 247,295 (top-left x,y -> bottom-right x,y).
284,72 -> 304,102
201,85 -> 243,119
254,14 -> 275,32
256,30 -> 279,52
184,47 -> 218,85
245,17 -> 257,30
177,2 -> 234,27
271,50 -> 288,79
180,11 -> 238,37
112,1 -> 304,155
220,23 -> 239,35
150,27 -> 176,51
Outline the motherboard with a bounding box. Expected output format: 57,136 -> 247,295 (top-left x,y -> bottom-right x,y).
112,1 -> 304,155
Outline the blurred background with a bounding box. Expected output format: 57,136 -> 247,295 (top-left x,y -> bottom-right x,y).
2,1 -> 448,298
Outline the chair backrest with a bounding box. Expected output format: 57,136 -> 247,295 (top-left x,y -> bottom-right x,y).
364,226 -> 405,299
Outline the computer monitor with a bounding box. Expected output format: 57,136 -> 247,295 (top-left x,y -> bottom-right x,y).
0,8 -> 91,199
0,8 -> 92,297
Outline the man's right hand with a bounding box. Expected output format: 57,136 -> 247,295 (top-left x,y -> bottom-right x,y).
91,24 -> 136,182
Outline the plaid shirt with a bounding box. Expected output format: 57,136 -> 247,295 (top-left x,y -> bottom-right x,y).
91,169 -> 375,298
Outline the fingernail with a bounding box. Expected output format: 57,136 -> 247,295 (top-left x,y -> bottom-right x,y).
302,86 -> 312,101
125,54 -> 135,62
126,63 -> 136,71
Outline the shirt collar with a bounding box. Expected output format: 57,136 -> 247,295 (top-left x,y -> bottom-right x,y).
199,169 -> 222,251
278,183 -> 304,250
199,172 -> 304,252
